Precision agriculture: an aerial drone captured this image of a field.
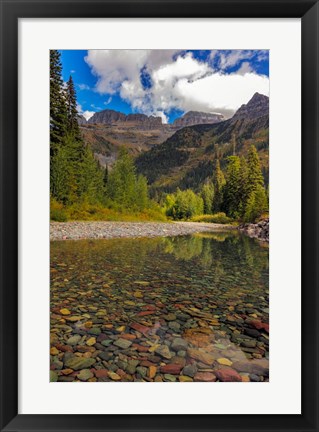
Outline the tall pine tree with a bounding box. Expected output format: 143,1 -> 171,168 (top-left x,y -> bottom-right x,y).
66,75 -> 81,141
222,156 -> 241,218
50,50 -> 67,149
243,145 -> 268,221
200,182 -> 214,214
247,145 -> 264,189
107,148 -> 137,209
212,158 -> 225,212
238,156 -> 249,217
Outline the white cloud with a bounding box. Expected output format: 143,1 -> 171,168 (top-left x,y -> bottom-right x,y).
218,50 -> 254,70
153,111 -> 168,124
77,103 -> 95,121
104,96 -> 112,105
173,72 -> 269,117
78,83 -> 90,90
236,61 -> 254,75
70,70 -> 76,74
90,104 -> 102,110
85,50 -> 269,119
82,111 -> 95,121
85,50 -> 149,94
152,53 -> 209,82
257,50 -> 269,61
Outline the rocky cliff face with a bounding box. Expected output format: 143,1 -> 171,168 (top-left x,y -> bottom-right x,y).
125,113 -> 162,128
173,111 -> 224,128
88,109 -> 162,129
77,115 -> 87,125
88,108 -> 225,130
88,109 -> 126,124
232,92 -> 269,121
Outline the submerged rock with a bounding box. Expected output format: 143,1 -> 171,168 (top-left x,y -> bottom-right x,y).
64,356 -> 96,370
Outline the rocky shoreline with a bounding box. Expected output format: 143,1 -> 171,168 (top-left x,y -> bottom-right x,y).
238,218 -> 269,242
50,221 -> 234,241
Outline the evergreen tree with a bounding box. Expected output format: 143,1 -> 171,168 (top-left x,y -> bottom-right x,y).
65,75 -> 81,140
103,165 -> 109,187
212,159 -> 225,212
243,145 -> 268,222
50,144 -> 70,203
247,145 -> 264,193
50,51 -> 105,208
50,50 -> 67,148
222,156 -> 241,218
51,134 -> 81,203
107,148 -> 137,209
244,184 -> 268,222
200,182 -> 214,214
238,156 -> 249,217
78,146 -> 104,204
135,175 -> 149,210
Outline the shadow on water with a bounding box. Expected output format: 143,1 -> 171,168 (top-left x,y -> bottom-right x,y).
50,231 -> 269,382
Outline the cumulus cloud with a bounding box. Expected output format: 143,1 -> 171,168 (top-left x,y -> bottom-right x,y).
85,50 -> 149,94
173,72 -> 269,118
218,50 -> 254,70
153,111 -> 168,124
77,103 -> 95,121
85,49 -> 269,119
82,111 -> 95,121
236,61 -> 254,75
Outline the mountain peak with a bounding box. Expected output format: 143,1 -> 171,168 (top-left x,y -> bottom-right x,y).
232,93 -> 269,121
173,111 -> 224,128
250,92 -> 269,103
87,109 -> 162,127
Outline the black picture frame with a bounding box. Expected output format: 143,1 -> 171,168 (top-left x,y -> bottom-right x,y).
0,1 -> 318,431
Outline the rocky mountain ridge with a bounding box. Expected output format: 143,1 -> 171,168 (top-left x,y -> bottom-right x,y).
79,107 -> 230,162
88,110 -> 162,129
232,92 -> 269,121
172,111 -> 225,128
81,108 -> 226,130
135,93 -> 269,193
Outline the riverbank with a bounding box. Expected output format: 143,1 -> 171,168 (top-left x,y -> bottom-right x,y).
50,221 -> 234,241
238,218 -> 269,242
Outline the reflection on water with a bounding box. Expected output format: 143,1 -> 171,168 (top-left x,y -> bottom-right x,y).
50,232 -> 269,382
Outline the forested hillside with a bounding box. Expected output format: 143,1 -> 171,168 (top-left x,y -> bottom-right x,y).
135,93 -> 269,194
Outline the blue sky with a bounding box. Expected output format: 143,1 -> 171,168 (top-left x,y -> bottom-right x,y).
60,49 -> 269,123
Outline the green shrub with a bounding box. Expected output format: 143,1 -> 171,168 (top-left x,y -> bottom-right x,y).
165,189 -> 204,220
191,212 -> 232,224
50,199 -> 68,221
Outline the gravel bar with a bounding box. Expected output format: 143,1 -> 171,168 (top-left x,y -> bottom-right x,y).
50,221 -> 234,241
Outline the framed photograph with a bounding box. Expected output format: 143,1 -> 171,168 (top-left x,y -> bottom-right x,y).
0,0 -> 318,431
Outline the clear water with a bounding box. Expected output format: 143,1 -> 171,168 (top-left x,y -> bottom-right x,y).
50,231 -> 269,382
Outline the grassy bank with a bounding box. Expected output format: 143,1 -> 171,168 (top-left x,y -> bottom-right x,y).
50,200 -> 168,222
191,212 -> 234,225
